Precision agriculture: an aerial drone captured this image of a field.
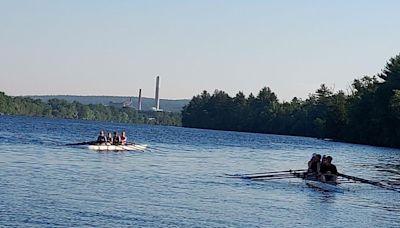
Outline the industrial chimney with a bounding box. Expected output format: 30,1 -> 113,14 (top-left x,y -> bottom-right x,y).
154,76 -> 160,110
138,89 -> 142,111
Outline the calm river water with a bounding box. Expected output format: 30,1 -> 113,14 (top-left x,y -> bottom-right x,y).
0,115 -> 399,227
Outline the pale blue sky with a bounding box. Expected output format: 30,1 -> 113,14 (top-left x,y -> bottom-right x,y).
1,0 -> 399,100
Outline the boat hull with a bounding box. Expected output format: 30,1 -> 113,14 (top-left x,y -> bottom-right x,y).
305,179 -> 344,193
87,144 -> 147,151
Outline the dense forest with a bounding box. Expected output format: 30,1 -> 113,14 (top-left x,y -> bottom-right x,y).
182,54 -> 400,148
0,93 -> 181,126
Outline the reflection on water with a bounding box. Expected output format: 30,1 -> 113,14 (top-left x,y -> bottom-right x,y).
0,115 -> 399,227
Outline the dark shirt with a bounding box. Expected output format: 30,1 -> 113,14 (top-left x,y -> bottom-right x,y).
320,164 -> 338,175
309,161 -> 320,173
97,135 -> 107,143
113,136 -> 121,145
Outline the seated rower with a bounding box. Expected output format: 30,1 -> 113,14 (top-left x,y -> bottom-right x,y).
321,155 -> 327,165
307,153 -> 321,179
307,153 -> 316,171
320,156 -> 338,182
96,131 -> 107,144
107,132 -> 113,144
113,131 -> 121,145
120,131 -> 127,145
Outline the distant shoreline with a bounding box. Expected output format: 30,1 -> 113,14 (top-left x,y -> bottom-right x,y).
0,91 -> 182,126
27,95 -> 189,113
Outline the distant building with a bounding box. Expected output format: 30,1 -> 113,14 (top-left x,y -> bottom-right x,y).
123,97 -> 133,108
138,89 -> 142,111
108,97 -> 133,108
153,76 -> 163,112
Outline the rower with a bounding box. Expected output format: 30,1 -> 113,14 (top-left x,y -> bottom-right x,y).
307,153 -> 321,179
106,132 -> 113,144
321,155 -> 327,165
307,153 -> 317,171
120,131 -> 127,145
96,131 -> 107,144
320,156 -> 338,182
113,131 -> 121,145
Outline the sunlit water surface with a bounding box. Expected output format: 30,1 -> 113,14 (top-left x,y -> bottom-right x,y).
1,116 -> 399,227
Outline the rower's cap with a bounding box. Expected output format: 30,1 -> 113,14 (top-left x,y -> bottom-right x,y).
312,153 -> 316,157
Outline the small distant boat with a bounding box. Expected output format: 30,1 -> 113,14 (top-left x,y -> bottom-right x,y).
227,170 -> 347,193
87,143 -> 147,151
67,140 -> 148,151
228,169 -> 400,193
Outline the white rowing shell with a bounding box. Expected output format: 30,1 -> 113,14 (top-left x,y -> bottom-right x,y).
87,144 -> 147,151
305,179 -> 345,193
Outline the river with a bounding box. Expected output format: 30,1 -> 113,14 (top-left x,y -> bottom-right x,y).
0,115 -> 399,227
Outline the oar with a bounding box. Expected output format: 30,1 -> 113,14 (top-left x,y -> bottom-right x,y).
338,173 -> 400,192
225,169 -> 307,177
251,176 -> 300,181
66,141 -> 96,146
239,172 -> 301,179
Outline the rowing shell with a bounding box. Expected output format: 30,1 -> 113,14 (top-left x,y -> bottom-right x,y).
87,144 -> 147,151
305,179 -> 345,193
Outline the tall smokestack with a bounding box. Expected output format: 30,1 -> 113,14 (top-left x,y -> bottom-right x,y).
138,89 -> 142,111
155,76 -> 160,110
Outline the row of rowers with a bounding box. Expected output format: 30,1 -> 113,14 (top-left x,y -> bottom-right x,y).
96,131 -> 127,145
307,154 -> 338,182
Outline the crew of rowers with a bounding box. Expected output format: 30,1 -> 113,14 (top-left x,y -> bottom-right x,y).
96,131 -> 127,145
307,153 -> 338,182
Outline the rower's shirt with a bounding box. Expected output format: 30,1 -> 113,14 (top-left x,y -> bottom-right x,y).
320,164 -> 338,175
113,136 -> 121,143
121,135 -> 127,144
309,161 -> 320,173
97,136 -> 107,143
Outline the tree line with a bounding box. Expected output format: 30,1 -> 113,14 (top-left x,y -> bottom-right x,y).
182,54 -> 400,148
0,93 -> 181,126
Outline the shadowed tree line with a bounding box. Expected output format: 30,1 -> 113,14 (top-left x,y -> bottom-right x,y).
0,94 -> 181,126
182,54 -> 400,148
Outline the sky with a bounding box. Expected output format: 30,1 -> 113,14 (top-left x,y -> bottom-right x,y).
0,1 -> 399,101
